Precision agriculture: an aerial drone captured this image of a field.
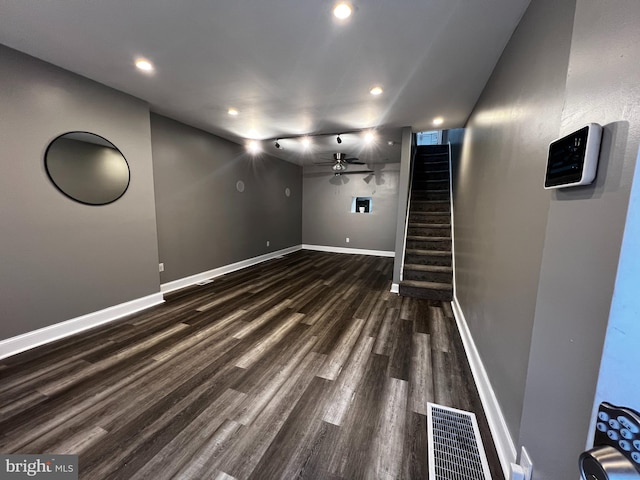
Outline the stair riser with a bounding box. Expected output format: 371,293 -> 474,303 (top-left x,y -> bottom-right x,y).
416,152 -> 448,160
409,213 -> 450,224
399,284 -> 453,301
406,239 -> 451,250
415,158 -> 448,166
404,253 -> 452,266
403,269 -> 453,283
416,151 -> 449,160
407,226 -> 451,237
411,192 -> 449,201
413,171 -> 449,181
414,166 -> 449,174
412,180 -> 449,190
410,203 -> 450,213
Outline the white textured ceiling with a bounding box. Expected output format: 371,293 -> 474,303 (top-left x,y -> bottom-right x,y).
0,0 -> 530,164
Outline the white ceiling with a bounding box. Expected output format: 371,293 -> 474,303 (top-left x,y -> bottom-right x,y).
0,0 -> 530,165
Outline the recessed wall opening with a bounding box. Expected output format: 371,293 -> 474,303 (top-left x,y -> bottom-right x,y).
351,196 -> 372,213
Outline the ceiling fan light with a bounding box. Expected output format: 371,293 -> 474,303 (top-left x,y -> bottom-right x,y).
332,162 -> 346,171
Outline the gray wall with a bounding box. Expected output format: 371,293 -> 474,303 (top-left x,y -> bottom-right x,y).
302,163 -> 399,252
151,114 -> 302,283
0,45 -> 160,341
518,1 -> 640,478
452,0 -> 575,443
392,127 -> 415,284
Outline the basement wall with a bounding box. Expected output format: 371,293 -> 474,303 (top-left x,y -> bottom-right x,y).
452,0 -> 575,444
455,0 -> 640,478
151,114 -> 302,284
519,1 -> 640,478
0,45 -> 161,341
302,163 -> 400,253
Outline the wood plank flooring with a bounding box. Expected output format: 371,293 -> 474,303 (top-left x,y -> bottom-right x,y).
0,250 -> 503,480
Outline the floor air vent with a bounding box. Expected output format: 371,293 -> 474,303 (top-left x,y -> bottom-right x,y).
427,403 -> 492,480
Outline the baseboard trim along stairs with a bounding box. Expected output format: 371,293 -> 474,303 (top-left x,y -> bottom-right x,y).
400,144 -> 454,300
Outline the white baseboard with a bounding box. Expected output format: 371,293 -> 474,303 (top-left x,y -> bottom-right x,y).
0,292 -> 165,360
390,283 -> 399,294
302,244 -> 395,257
161,245 -> 302,294
451,296 -> 516,479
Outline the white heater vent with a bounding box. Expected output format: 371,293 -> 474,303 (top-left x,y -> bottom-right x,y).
427,403 -> 492,480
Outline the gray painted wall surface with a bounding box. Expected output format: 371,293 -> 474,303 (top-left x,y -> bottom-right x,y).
452,0 -> 575,443
519,2 -> 640,478
302,163 -> 399,252
0,45 -> 160,341
151,114 -> 302,283
392,127 -> 414,284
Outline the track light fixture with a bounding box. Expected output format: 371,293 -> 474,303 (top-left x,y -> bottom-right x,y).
337,135 -> 342,144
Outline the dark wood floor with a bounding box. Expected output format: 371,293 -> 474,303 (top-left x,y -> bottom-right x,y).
0,250 -> 503,480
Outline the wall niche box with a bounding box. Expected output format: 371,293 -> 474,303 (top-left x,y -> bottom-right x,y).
45,131 -> 130,205
352,197 -> 372,213
544,123 -> 602,189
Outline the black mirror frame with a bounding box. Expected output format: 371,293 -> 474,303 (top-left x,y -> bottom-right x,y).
44,131 -> 131,206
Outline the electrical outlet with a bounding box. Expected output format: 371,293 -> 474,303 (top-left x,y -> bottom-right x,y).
266,240 -> 270,247
159,263 -> 164,272
520,447 -> 533,480
346,237 -> 350,243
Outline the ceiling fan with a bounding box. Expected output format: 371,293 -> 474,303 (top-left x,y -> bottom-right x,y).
315,153 -> 373,175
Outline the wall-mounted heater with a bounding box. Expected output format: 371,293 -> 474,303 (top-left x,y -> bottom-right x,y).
544,123 -> 602,189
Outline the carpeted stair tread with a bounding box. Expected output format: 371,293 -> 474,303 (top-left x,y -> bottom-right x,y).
415,159 -> 448,164
413,168 -> 449,174
409,222 -> 451,228
406,236 -> 451,243
403,264 -> 452,273
410,211 -> 450,216
405,249 -> 451,256
400,279 -> 452,290
399,280 -> 453,300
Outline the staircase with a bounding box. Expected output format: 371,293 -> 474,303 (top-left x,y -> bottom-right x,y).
399,144 -> 453,300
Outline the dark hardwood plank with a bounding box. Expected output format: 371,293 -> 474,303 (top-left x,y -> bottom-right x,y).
0,250 -> 504,480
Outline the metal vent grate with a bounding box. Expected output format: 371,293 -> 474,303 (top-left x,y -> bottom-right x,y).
427,403 -> 492,480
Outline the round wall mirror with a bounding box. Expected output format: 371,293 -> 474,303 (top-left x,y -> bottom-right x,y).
45,132 -> 130,205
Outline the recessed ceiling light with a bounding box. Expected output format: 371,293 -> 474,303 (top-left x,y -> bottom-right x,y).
301,137 -> 311,148
135,59 -> 154,72
370,86 -> 383,96
387,141 -> 394,146
247,140 -> 261,154
333,3 -> 352,20
364,131 -> 375,143
228,108 -> 239,116
433,117 -> 444,126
